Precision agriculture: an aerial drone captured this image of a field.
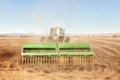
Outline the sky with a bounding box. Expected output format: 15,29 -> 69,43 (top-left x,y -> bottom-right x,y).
0,0 -> 120,34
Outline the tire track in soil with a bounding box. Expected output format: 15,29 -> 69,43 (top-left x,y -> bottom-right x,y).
89,39 -> 120,57
91,44 -> 112,69
92,44 -> 119,70
89,38 -> 120,51
91,37 -> 120,43
89,39 -> 120,72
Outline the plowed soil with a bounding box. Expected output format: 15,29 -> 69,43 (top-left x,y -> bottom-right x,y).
0,36 -> 120,80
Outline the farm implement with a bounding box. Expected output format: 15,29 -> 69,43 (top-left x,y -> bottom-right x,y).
20,27 -> 94,64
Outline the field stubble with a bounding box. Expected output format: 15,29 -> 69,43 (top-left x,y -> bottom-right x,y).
0,36 -> 120,80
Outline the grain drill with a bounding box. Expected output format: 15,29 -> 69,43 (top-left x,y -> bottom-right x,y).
21,27 -> 94,64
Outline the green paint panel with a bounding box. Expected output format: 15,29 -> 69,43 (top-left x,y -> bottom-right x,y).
24,50 -> 56,53
23,43 -> 56,48
21,52 -> 57,56
59,52 -> 94,56
21,43 -> 94,57
22,52 -> 94,56
59,43 -> 90,49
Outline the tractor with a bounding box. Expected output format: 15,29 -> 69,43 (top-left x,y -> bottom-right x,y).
21,26 -> 94,65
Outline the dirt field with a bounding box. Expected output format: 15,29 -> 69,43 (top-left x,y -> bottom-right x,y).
0,36 -> 120,80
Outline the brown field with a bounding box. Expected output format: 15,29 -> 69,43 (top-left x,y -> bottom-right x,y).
0,36 -> 120,80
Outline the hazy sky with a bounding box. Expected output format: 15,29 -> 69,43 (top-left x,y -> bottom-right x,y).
0,0 -> 120,34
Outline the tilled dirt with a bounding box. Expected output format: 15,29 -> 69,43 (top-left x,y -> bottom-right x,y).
0,36 -> 120,80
